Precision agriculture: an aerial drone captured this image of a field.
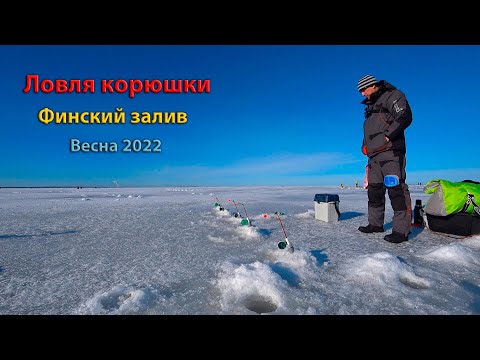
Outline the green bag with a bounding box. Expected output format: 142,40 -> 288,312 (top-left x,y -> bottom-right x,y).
424,179 -> 480,216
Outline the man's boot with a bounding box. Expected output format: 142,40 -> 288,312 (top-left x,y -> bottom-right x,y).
384,231 -> 408,243
358,224 -> 385,233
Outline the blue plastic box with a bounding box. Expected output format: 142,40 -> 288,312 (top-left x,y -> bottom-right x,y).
314,194 -> 340,203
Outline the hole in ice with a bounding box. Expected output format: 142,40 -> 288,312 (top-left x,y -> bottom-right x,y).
243,295 -> 278,314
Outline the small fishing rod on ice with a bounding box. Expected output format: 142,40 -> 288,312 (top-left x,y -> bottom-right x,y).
275,211 -> 294,253
228,199 -> 242,218
211,195 -> 224,211
237,202 -> 251,226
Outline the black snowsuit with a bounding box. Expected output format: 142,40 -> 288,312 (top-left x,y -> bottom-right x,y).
361,80 -> 413,235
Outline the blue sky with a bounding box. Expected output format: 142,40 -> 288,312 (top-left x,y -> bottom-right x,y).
1,45 -> 479,187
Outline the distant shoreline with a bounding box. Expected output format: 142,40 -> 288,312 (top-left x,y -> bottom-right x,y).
0,186 -> 178,189
0,184 -> 425,189
0,186 -> 106,189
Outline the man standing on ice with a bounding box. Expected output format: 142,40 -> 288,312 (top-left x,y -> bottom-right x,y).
357,75 -> 413,243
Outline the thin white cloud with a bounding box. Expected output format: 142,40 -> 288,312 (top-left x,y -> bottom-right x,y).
152,152 -> 361,178
407,168 -> 480,183
135,155 -> 480,186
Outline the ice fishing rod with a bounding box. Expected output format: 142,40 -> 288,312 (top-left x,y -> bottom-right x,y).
237,202 -> 251,226
262,211 -> 285,218
275,212 -> 294,253
211,195 -> 224,211
228,199 -> 242,218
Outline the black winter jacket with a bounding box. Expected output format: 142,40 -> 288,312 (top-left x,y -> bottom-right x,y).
361,80 -> 412,157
